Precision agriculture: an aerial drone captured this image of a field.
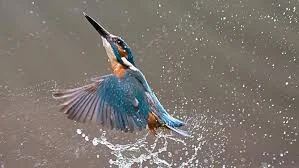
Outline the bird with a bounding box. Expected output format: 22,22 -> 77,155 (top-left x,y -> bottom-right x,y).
52,12 -> 190,137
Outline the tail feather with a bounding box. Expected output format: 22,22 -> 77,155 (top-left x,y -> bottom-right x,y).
160,113 -> 184,127
166,125 -> 191,137
160,113 -> 191,137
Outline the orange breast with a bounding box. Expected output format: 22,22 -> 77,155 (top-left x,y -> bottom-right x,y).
112,61 -> 126,78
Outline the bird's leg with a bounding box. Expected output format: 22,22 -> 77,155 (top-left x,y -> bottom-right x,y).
148,112 -> 157,135
148,112 -> 161,135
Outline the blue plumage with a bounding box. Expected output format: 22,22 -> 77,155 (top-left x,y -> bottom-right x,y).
53,13 -> 190,136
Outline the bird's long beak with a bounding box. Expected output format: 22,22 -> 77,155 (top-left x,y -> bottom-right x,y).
83,12 -> 111,39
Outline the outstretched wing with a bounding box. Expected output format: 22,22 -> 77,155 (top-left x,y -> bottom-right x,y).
53,73 -> 151,132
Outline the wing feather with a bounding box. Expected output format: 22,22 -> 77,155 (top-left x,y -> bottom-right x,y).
78,92 -> 95,122
127,116 -> 135,132
110,108 -> 115,129
122,113 -> 129,132
117,111 -> 124,130
60,90 -> 86,113
67,92 -> 90,120
74,92 -> 94,121
85,95 -> 98,121
53,73 -> 151,132
106,106 -> 113,130
74,93 -> 92,121
92,97 -> 101,123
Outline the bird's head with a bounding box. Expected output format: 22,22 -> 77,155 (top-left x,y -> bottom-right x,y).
83,12 -> 137,70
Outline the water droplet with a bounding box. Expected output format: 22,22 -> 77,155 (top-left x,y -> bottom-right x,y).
76,129 -> 82,135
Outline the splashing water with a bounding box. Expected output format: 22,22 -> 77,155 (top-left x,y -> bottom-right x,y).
75,114 -> 227,168
76,129 -> 187,167
0,80 -> 228,167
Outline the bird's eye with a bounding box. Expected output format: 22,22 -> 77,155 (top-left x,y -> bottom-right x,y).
117,40 -> 121,44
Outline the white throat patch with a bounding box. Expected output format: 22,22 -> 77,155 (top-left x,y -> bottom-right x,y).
101,37 -> 116,62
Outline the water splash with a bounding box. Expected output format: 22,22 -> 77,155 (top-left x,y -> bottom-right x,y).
0,80 -> 228,167
75,113 -> 227,168
76,129 -> 188,167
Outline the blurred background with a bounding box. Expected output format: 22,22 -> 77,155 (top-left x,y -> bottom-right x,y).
0,0 -> 298,167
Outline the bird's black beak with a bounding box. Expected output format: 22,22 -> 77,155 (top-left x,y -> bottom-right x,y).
83,12 -> 111,39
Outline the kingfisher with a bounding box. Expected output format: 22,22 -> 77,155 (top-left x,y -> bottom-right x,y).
52,13 -> 190,137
